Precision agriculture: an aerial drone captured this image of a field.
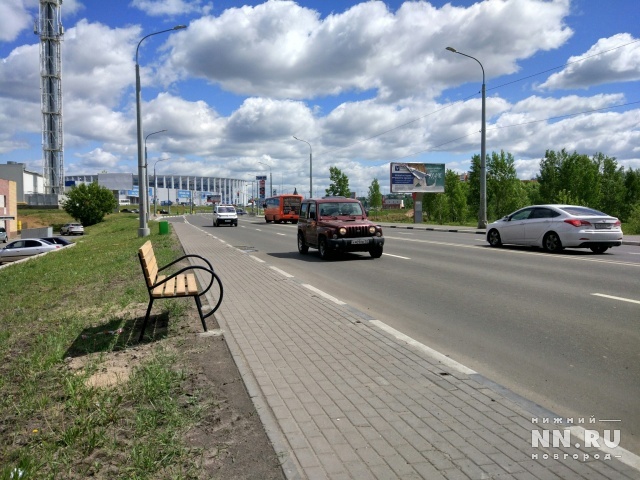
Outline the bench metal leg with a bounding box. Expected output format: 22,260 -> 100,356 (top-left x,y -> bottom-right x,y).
194,295 -> 208,332
139,299 -> 154,342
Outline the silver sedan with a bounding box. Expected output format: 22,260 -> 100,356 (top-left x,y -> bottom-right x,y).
486,205 -> 623,254
0,239 -> 62,264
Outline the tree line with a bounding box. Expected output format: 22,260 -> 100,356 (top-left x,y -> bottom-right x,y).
361,149 -> 640,233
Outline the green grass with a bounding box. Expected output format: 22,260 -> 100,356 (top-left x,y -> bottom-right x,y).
0,213 -> 209,479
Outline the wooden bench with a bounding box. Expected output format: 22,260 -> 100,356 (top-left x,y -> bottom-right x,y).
138,241 -> 223,341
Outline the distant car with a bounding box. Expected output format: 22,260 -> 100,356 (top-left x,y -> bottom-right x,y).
60,223 -> 84,235
0,239 -> 61,264
40,236 -> 73,246
486,204 -> 623,254
121,208 -> 131,213
236,208 -> 247,215
213,205 -> 238,227
159,209 -> 169,214
0,227 -> 7,243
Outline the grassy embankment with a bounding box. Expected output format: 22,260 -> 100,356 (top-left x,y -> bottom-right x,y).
0,210 -> 211,479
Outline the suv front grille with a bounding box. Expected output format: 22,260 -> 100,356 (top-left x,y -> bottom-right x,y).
345,225 -> 372,237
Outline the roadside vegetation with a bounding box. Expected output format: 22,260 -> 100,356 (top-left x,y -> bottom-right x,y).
0,212 -> 211,479
361,149 -> 640,234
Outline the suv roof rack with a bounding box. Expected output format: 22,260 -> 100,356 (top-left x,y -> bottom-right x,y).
321,195 -> 346,199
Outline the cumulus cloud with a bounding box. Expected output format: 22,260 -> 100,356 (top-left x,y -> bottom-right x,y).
539,33 -> 640,90
0,0 -> 32,42
168,0 -> 573,100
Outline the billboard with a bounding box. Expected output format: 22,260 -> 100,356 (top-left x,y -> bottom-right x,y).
390,163 -> 445,193
257,175 -> 267,199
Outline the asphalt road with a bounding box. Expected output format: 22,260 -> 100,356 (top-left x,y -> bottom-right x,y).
186,214 -> 640,455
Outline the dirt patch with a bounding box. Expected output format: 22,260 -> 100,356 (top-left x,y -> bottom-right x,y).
65,307 -> 286,479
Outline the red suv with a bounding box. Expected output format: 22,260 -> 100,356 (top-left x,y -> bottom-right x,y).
297,197 -> 384,259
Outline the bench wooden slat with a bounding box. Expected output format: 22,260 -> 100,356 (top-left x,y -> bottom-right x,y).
186,273 -> 198,294
175,274 -> 187,296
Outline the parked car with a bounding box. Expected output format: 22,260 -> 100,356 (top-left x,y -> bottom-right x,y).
486,205 -> 623,254
0,239 -> 61,264
60,223 -> 84,235
213,205 -> 238,227
236,208 -> 247,215
297,196 -> 384,259
0,227 -> 7,243
40,236 -> 73,246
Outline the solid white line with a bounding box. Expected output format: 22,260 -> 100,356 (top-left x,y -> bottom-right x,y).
250,256 -> 265,263
385,235 -> 640,267
382,253 -> 410,259
592,293 -> 640,305
302,284 -> 346,305
270,266 -> 294,278
369,320 -> 476,375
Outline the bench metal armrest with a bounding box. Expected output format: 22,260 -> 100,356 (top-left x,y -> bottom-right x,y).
157,253 -> 214,273
152,264 -> 216,295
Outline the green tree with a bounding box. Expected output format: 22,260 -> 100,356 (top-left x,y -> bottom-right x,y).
325,166 -> 350,197
486,150 -> 526,219
537,149 -> 562,202
623,168 -> 640,221
466,154 -> 481,218
62,182 -> 118,226
444,170 -> 468,223
367,178 -> 383,209
596,153 -> 625,218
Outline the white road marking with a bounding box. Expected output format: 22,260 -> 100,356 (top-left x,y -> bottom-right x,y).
592,293 -> 640,305
250,256 -> 265,263
302,284 -> 346,305
270,266 -> 294,278
370,320 -> 476,375
384,235 -> 640,267
382,253 -> 410,259
276,233 -> 286,236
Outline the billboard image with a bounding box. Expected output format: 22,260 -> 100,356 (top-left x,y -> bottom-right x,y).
390,163 -> 445,193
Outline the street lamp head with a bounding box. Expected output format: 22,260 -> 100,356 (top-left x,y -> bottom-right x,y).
445,46 -> 457,53
173,25 -> 187,30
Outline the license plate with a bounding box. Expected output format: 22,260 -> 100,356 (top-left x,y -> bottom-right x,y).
595,223 -> 611,229
351,238 -> 369,245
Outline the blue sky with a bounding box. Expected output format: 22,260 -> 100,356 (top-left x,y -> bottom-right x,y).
0,0 -> 638,197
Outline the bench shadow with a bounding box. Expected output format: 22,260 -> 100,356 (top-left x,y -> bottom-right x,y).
64,313 -> 169,358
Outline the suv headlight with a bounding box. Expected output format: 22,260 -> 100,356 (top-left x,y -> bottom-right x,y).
339,227 -> 347,236
369,226 -> 376,234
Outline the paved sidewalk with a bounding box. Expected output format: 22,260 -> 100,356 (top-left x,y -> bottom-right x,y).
172,219 -> 640,480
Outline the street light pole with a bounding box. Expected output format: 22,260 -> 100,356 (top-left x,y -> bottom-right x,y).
293,136 -> 312,198
145,129 -> 167,221
446,47 -> 487,228
153,157 -> 169,216
135,25 -> 185,237
258,161 -> 272,198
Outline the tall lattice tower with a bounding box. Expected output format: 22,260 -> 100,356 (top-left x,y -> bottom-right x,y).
34,0 -> 64,195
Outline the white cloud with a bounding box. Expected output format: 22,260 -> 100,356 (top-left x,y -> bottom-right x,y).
168,0 -> 573,100
0,0 -> 32,42
539,33 -> 640,90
